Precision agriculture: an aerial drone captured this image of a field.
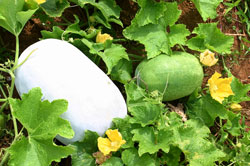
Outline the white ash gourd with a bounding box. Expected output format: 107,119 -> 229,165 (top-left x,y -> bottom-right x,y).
15,39 -> 127,145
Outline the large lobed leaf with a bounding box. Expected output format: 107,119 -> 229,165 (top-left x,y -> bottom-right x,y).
168,24 -> 190,47
167,113 -> 226,166
132,127 -> 173,156
191,0 -> 223,21
81,38 -> 129,75
122,148 -> 156,166
8,88 -> 74,166
40,0 -> 70,17
125,82 -> 162,127
187,94 -> 228,127
71,130 -> 99,166
134,0 -> 168,26
71,0 -> 122,28
187,23 -> 234,54
123,1 -> 181,58
0,0 -> 37,35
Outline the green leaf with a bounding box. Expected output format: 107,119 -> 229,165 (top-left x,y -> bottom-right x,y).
187,94 -> 228,127
173,119 -> 226,166
160,146 -> 182,166
40,0 -> 70,17
161,2 -> 182,26
8,88 -> 74,166
75,0 -> 122,28
132,127 -> 173,156
94,0 -> 121,20
187,23 -> 234,54
125,81 -> 146,104
134,0 -> 168,26
8,136 -> 74,166
128,102 -> 161,127
168,24 -> 190,47
123,22 -> 170,59
62,15 -> 98,39
80,38 -> 129,75
233,132 -> 250,165
186,36 -> 207,51
230,75 -> 250,103
125,81 -> 162,127
123,2 -> 181,58
72,153 -> 95,166
73,130 -> 99,154
110,59 -> 133,84
71,131 -> 99,166
223,111 -> 242,136
102,157 -> 123,166
81,38 -> 104,55
112,117 -> 138,149
41,26 -> 64,39
101,43 -> 129,75
224,63 -> 250,103
0,0 -> 37,35
122,148 -> 156,166
77,0 -> 120,19
191,0 -> 223,21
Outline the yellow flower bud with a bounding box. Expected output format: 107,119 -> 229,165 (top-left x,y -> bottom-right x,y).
230,103 -> 242,111
96,32 -> 113,43
35,0 -> 46,5
89,16 -> 96,23
200,49 -> 218,67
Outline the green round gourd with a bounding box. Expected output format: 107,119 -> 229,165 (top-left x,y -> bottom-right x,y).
135,51 -> 204,101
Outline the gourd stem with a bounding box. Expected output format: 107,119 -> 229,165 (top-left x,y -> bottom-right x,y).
9,35 -> 19,137
0,68 -> 9,73
0,99 -> 7,102
85,6 -> 91,27
179,44 -> 186,52
9,100 -> 18,137
13,35 -> 19,70
0,151 -> 9,166
0,127 -> 23,166
0,102 -> 7,113
128,54 -> 144,60
0,85 -> 7,99
0,35 -> 21,165
12,48 -> 38,71
9,35 -> 19,98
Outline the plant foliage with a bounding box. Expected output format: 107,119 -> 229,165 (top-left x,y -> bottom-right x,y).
0,0 -> 249,166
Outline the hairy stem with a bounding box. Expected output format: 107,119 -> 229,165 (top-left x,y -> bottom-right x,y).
0,35 -> 20,166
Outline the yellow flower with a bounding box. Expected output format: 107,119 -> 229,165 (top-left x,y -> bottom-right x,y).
230,103 -> 242,111
96,32 -> 113,43
200,49 -> 218,66
208,72 -> 234,103
97,129 -> 126,156
27,0 -> 46,5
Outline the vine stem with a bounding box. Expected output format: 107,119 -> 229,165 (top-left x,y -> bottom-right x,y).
0,35 -> 20,165
9,35 -> 19,98
0,128 -> 23,166
84,6 -> 90,27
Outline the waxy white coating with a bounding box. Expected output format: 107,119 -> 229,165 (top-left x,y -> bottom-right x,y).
15,39 -> 127,144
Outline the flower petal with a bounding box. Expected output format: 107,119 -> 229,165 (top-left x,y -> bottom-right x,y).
106,129 -> 122,142
208,72 -> 234,103
200,49 -> 218,67
36,0 -> 46,4
231,103 -> 242,111
97,137 -> 112,156
96,32 -> 113,43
